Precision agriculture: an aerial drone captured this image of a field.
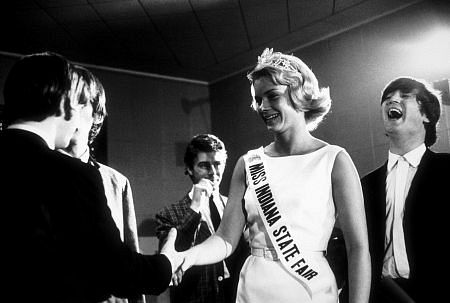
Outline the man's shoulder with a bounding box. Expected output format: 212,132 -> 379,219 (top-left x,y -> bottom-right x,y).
428,150 -> 450,161
55,152 -> 96,174
96,161 -> 129,182
421,150 -> 450,173
156,194 -> 197,224
361,164 -> 385,182
159,194 -> 190,212
55,155 -> 107,199
171,194 -> 192,210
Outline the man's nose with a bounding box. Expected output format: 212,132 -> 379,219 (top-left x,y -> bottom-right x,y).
389,91 -> 403,102
208,165 -> 218,176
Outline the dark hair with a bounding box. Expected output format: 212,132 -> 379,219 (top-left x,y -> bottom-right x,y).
184,134 -> 227,174
3,52 -> 74,126
72,65 -> 107,144
381,77 -> 441,147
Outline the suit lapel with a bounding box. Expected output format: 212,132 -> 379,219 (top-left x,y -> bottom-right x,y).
402,149 -> 432,265
363,163 -> 388,270
374,164 -> 388,256
404,149 -> 431,209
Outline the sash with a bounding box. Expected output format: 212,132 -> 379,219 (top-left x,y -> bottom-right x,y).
243,147 -> 322,298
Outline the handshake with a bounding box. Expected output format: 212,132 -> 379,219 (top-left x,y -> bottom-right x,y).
160,228 -> 195,286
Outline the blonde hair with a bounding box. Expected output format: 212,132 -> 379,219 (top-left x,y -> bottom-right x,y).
248,49 -> 331,131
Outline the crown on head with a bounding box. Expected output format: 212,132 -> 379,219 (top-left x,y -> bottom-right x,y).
257,48 -> 297,73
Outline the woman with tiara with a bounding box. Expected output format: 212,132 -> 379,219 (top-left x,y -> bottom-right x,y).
173,48 -> 371,303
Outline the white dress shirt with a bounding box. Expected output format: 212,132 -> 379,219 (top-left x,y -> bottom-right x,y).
383,143 -> 426,279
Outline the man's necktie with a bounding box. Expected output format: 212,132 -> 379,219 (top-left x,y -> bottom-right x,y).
209,196 -> 221,231
393,156 -> 410,276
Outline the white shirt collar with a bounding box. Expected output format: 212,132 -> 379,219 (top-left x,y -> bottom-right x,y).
79,148 -> 90,163
58,147 -> 90,163
7,123 -> 54,149
387,143 -> 426,172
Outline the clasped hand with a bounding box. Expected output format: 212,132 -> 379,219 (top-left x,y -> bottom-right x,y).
160,228 -> 197,286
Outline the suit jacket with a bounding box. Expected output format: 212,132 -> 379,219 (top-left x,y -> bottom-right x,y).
361,149 -> 450,303
0,129 -> 171,303
92,160 -> 145,303
94,161 -> 140,252
155,194 -> 249,303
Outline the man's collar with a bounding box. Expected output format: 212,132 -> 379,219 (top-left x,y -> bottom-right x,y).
79,147 -> 90,163
188,186 -> 195,200
57,146 -> 91,163
388,143 -> 426,172
8,123 -> 54,149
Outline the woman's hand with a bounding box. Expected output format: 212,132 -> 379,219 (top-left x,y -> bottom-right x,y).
170,246 -> 198,286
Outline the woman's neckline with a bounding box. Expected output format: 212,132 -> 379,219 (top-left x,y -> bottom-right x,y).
263,142 -> 330,158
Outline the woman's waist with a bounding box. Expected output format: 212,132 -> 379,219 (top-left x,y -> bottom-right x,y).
250,246 -> 326,261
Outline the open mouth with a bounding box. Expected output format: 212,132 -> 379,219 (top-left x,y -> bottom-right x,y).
263,113 -> 280,123
387,108 -> 403,120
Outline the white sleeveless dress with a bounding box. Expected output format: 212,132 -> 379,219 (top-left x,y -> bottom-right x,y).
236,145 -> 344,303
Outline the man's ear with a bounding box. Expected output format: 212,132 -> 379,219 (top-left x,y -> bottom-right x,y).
185,167 -> 193,176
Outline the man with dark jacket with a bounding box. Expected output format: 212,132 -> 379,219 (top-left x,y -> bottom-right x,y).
1,52 -> 182,303
361,77 -> 450,303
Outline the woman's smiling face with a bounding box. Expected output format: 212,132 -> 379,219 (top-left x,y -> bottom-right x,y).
251,77 -> 300,133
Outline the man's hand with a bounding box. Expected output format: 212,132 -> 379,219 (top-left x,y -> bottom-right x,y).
190,178 -> 214,212
160,228 -> 185,274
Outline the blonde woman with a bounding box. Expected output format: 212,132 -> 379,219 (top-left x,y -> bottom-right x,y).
175,49 -> 371,303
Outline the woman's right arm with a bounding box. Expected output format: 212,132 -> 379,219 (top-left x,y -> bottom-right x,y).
332,151 -> 371,303
180,156 -> 248,269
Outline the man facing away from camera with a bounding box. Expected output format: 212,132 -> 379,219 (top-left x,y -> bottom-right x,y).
1,51 -> 183,303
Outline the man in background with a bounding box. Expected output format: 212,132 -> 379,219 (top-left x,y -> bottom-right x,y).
156,134 -> 249,303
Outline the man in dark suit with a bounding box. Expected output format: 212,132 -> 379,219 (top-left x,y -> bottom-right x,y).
156,134 -> 249,303
361,77 -> 450,303
0,52 -> 182,303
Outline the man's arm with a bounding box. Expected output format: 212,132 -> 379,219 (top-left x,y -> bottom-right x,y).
70,159 -> 174,297
155,198 -> 202,252
122,177 -> 140,252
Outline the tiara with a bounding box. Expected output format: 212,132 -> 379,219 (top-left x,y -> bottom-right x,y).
257,48 -> 297,73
